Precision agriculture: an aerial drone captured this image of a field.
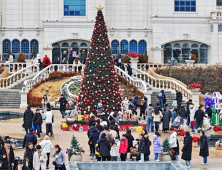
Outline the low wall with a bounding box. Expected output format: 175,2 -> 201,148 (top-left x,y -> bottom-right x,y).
149,67 -> 205,106
0,67 -> 9,78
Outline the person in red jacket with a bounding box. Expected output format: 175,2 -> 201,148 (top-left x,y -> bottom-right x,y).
42,55 -> 51,68
119,134 -> 128,161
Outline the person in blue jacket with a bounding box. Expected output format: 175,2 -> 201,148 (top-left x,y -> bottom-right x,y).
132,96 -> 139,115
157,90 -> 166,108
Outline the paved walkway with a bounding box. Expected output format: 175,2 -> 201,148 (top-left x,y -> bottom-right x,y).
1,109 -> 222,169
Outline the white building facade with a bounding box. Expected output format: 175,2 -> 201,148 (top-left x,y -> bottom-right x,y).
0,0 -> 221,64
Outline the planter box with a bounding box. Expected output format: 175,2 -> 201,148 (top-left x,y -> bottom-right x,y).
159,154 -> 171,161
215,131 -> 222,135
215,144 -> 222,150
193,141 -> 199,148
61,127 -> 68,131
70,154 -> 82,161
119,124 -> 133,131
189,88 -> 200,92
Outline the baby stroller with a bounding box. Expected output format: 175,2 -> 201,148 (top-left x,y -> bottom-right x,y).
172,116 -> 184,129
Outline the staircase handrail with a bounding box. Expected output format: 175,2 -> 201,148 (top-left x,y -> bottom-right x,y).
24,64 -> 84,91
3,62 -> 27,73
0,63 -> 39,89
114,66 -> 147,92
131,66 -> 192,98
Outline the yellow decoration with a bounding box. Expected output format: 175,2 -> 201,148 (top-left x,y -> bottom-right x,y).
135,126 -> 143,132
60,119 -> 66,124
96,4 -> 104,11
62,123 -> 68,128
78,115 -> 83,121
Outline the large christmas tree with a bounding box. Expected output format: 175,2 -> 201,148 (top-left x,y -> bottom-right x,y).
77,5 -> 122,115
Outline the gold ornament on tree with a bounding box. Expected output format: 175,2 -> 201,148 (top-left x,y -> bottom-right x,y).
96,4 -> 104,11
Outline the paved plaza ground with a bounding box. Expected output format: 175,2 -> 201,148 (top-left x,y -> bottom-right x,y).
1,108 -> 222,169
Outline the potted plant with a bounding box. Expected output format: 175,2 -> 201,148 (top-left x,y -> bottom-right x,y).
127,52 -> 140,61
192,136 -> 200,148
215,139 -> 222,150
159,137 -> 173,161
188,83 -> 202,92
66,135 -> 85,161
213,126 -> 222,135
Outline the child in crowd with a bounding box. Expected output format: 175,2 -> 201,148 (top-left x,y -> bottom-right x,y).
100,118 -> 108,127
115,137 -> 121,161
95,140 -> 101,161
153,131 -> 161,162
119,134 -> 128,161
130,146 -> 140,161
110,143 -> 119,161
172,99 -> 177,108
171,108 -> 178,124
138,134 -> 146,162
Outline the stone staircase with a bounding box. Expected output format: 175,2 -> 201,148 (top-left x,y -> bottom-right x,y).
0,90 -> 21,108
11,82 -> 24,90
151,91 -> 186,108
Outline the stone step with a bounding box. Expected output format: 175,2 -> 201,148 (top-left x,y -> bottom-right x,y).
0,106 -> 20,108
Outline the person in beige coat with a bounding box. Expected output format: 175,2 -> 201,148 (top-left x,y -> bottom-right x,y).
152,107 -> 163,132
33,145 -> 48,170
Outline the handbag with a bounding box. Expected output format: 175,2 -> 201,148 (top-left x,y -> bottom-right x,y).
62,164 -> 66,170
52,161 -> 57,165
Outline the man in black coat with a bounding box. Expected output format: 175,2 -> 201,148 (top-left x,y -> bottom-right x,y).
194,106 -> 207,130
23,106 -> 34,134
58,94 -> 67,118
176,91 -> 182,104
0,140 -> 15,170
186,99 -> 193,126
127,64 -> 132,76
24,143 -> 36,170
199,131 -> 209,164
182,132 -> 193,168
205,104 -> 212,119
32,109 -> 43,140
23,128 -> 37,148
178,106 -> 187,119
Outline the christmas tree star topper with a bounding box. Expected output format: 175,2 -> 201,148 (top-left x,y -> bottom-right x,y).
96,4 -> 104,11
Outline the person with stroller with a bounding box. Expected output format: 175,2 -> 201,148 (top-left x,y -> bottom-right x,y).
172,113 -> 183,129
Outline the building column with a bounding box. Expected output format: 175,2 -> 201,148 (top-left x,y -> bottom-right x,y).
192,92 -> 201,106
20,91 -> 28,108
43,46 -> 53,62
152,48 -> 162,64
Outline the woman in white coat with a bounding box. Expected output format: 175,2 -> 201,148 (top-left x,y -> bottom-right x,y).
169,132 -> 179,161
73,57 -> 81,72
33,145 -> 48,170
40,135 -> 53,169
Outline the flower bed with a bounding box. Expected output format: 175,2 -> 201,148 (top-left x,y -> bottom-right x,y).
213,126 -> 222,135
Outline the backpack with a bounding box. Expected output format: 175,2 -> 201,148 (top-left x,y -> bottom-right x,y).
45,59 -> 49,64
158,92 -> 163,98
179,109 -> 186,118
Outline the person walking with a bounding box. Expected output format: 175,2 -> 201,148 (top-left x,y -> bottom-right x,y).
23,128 -> 37,148
89,126 -> 101,160
125,129 -> 134,153
42,55 -> 51,68
157,90 -> 166,108
138,134 -> 146,162
205,104 -> 212,122
182,132 -> 193,168
109,126 -> 118,140
194,106 -> 206,130
45,103 -> 54,137
89,115 -> 96,127
32,109 -> 43,140
145,104 -> 154,132
169,132 -> 179,161
171,108 -> 178,124
152,107 -> 163,132
176,91 -> 183,105
24,143 -> 36,170
186,99 -> 193,126
33,145 -> 47,170
199,131 -> 209,165
178,106 -> 188,130
99,126 -> 113,146
153,132 -> 161,162
0,140 -> 15,170
53,145 -> 65,170
41,95 -> 49,114
127,64 -> 132,76
162,104 -> 172,133
132,96 -> 139,115
119,134 -> 128,161
139,98 -> 148,120
98,133 -> 111,161
39,136 -> 53,169
58,94 -> 67,118
23,106 -> 34,134
142,130 -> 151,161
110,143 -> 119,161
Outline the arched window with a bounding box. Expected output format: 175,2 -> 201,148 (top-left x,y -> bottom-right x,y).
71,42 -> 78,48
138,40 -> 147,54
173,43 -> 181,62
129,40 -> 137,53
2,39 -> 11,53
80,43 -> 88,47
12,39 -> 20,53
191,44 -> 199,61
61,42 -> 69,47
120,40 -> 128,54
52,42 -> 60,48
182,43 -> 190,62
111,40 -> 119,55
52,43 -> 61,62
164,43 -> 172,63
200,44 -> 208,64
30,39 -> 39,53
21,39 -> 29,53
